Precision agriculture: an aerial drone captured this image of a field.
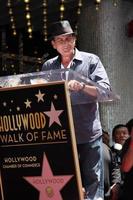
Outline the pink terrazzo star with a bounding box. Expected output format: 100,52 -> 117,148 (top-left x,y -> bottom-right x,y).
44,102 -> 63,127
23,154 -> 73,200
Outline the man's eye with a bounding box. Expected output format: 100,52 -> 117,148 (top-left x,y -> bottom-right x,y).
56,40 -> 63,43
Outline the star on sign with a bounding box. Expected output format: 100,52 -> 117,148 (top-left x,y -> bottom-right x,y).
24,99 -> 32,108
35,90 -> 45,102
23,154 -> 73,200
44,102 -> 63,127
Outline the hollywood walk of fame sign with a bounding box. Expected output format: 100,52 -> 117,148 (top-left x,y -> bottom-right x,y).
0,81 -> 83,200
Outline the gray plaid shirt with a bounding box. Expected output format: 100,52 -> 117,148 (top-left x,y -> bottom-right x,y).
42,48 -> 111,144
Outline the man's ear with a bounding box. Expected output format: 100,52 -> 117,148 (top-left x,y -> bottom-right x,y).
51,40 -> 56,49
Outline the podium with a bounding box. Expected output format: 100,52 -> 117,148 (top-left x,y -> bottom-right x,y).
0,69 -> 119,200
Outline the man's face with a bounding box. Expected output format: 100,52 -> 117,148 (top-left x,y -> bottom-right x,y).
113,127 -> 129,145
51,34 -> 76,56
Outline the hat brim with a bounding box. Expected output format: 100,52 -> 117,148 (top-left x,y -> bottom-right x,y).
48,32 -> 75,41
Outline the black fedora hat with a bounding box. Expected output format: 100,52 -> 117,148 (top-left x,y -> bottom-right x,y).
48,20 -> 75,40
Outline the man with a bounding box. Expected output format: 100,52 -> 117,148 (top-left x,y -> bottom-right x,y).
112,124 -> 129,148
110,124 -> 129,200
111,124 -> 129,174
42,20 -> 111,200
111,124 -> 129,171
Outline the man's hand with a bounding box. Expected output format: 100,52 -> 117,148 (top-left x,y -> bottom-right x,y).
68,80 -> 85,91
68,80 -> 98,97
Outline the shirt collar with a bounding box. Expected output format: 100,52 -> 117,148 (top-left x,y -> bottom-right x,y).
73,48 -> 83,62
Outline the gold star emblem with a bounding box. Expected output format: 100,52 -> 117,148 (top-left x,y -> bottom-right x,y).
24,99 -> 32,108
45,186 -> 54,198
35,90 -> 45,102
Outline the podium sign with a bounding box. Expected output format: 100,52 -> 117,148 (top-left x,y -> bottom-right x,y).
0,81 -> 83,200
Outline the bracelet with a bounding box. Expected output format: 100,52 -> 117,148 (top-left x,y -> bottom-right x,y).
80,82 -> 86,91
